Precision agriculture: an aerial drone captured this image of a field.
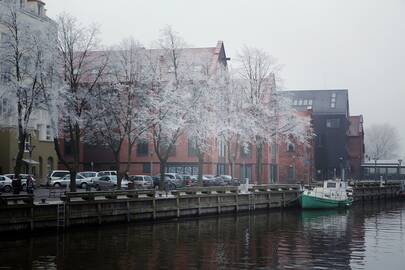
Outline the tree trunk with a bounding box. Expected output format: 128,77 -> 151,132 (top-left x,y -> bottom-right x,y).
126,140 -> 133,172
197,151 -> 204,186
114,151 -> 122,189
159,159 -> 167,191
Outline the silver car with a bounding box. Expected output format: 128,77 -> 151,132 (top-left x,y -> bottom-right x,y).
0,175 -> 13,193
129,175 -> 153,189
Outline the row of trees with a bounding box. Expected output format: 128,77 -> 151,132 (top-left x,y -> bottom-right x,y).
0,4 -> 311,191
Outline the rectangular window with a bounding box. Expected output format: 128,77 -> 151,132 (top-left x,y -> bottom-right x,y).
326,119 -> 340,128
24,135 -> 31,152
46,125 -> 51,141
143,163 -> 151,173
270,164 -> 278,183
271,143 -> 277,160
293,100 -> 298,106
218,137 -> 226,158
188,138 -> 198,157
308,100 -> 313,106
240,164 -> 252,181
136,141 -> 149,156
240,143 -> 252,159
217,164 -> 227,175
387,168 -> 397,175
287,166 -> 295,181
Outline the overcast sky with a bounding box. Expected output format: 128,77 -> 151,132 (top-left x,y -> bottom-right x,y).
46,0 -> 405,157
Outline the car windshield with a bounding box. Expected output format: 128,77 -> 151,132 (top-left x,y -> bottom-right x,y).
145,176 -> 152,181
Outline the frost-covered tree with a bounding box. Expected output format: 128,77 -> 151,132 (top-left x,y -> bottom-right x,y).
109,38 -> 156,174
365,123 -> 400,160
54,14 -> 109,191
149,26 -> 202,189
0,1 -> 56,179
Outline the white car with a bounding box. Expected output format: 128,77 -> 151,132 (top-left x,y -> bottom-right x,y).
129,175 -> 153,189
50,173 -> 93,189
47,170 -> 69,185
0,175 -> 13,193
93,175 -> 129,190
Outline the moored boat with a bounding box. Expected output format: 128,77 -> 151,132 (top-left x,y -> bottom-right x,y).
300,180 -> 353,209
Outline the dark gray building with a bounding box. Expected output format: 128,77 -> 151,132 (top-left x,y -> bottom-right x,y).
284,89 -> 350,180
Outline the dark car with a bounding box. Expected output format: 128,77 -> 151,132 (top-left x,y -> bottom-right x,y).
152,175 -> 180,190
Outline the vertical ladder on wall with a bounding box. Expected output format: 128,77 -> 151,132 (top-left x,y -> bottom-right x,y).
57,203 -> 65,228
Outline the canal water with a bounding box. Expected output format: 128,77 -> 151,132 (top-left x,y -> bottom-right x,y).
1,201 -> 405,270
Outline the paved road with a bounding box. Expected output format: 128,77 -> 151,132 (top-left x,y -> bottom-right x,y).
1,187 -> 95,202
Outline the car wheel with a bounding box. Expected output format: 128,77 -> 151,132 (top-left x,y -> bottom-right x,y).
95,185 -> 101,191
53,183 -> 61,188
3,185 -> 12,193
168,183 -> 176,190
81,183 -> 88,189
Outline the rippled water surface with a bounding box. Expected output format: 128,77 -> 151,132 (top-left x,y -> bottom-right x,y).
1,201 -> 405,269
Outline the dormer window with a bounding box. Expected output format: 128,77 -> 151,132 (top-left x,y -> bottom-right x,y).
37,3 -> 44,16
20,0 -> 25,8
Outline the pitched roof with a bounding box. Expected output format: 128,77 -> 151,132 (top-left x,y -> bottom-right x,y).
282,89 -> 349,115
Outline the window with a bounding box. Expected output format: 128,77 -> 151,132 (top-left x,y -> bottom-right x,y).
143,163 -> 151,173
19,0 -> 24,8
287,166 -> 295,181
46,125 -> 51,140
326,119 -> 340,128
327,182 -> 337,188
271,143 -> 277,160
188,138 -> 198,156
270,164 -> 278,183
217,164 -> 227,175
330,93 -> 337,108
64,139 -> 72,155
287,143 -> 295,152
293,100 -> 298,106
218,137 -> 226,158
240,164 -> 252,181
387,168 -> 397,174
303,99 -> 308,105
308,100 -> 313,106
298,99 -> 303,106
240,143 -> 252,159
136,141 -> 149,156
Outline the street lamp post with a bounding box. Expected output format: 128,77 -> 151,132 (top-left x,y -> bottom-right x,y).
373,158 -> 378,181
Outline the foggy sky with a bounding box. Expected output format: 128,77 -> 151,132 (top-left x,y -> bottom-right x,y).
46,0 -> 405,157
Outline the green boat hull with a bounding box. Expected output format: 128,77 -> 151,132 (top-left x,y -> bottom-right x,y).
300,194 -> 352,209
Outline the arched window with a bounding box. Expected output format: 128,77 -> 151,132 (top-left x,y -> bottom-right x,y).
287,143 -> 295,152
47,157 -> 54,173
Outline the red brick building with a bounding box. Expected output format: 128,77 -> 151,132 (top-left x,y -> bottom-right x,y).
347,115 -> 365,179
60,41 -> 315,184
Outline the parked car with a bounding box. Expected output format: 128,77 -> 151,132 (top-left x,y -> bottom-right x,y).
96,171 -> 117,177
93,175 -> 129,190
0,175 -> 13,193
4,174 -> 36,190
50,173 -> 93,189
79,171 -> 97,178
129,175 -> 153,189
181,175 -> 193,186
47,170 -> 69,185
164,173 -> 185,187
152,175 -> 180,190
202,175 -> 216,186
93,175 -> 116,191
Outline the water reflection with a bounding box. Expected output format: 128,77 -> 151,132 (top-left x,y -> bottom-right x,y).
1,201 -> 405,269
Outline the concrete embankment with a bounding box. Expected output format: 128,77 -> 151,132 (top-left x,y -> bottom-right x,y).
0,181 -> 402,233
0,185 -> 300,232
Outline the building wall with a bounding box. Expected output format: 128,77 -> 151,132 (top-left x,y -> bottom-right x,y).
348,136 -> 364,179
313,114 -> 349,180
0,128 -> 57,182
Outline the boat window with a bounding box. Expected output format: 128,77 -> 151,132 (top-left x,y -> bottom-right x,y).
327,182 -> 336,188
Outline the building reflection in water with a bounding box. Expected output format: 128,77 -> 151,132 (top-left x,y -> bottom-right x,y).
1,201 -> 405,269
